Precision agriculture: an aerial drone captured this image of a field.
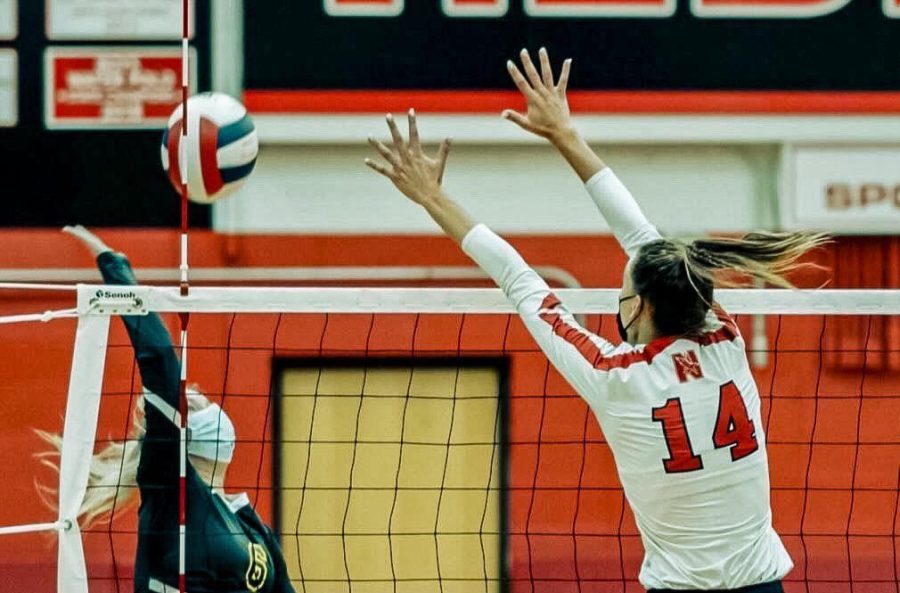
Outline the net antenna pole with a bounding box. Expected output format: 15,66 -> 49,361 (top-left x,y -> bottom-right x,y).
178,2 -> 191,592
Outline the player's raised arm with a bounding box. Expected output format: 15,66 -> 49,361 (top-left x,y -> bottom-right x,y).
503,48 -> 661,257
63,225 -> 180,405
63,225 -> 181,485
367,112 -> 623,405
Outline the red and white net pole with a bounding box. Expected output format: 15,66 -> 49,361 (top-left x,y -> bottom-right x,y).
178,1 -> 191,592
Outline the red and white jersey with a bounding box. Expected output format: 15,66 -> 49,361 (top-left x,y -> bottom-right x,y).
461,169 -> 792,589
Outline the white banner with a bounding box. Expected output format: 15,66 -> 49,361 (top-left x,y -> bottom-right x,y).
46,0 -> 193,40
0,50 -> 16,127
0,0 -> 15,39
782,145 -> 900,234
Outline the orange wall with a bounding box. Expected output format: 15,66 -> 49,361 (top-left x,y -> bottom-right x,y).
0,230 -> 897,593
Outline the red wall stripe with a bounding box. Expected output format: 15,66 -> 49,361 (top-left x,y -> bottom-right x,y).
244,90 -> 900,115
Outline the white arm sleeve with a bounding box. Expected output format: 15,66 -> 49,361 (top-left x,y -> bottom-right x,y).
462,224 -> 620,404
585,168 -> 662,258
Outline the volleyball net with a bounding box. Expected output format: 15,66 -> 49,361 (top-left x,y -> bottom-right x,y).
1,285 -> 898,593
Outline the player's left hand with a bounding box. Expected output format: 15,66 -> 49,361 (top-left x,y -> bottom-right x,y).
366,110 -> 452,206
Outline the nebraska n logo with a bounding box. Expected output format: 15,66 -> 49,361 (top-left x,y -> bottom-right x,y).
673,351 -> 703,383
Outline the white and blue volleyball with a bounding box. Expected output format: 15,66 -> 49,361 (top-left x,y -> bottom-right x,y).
161,92 -> 258,204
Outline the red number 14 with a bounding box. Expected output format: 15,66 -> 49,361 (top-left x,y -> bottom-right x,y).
652,381 -> 758,474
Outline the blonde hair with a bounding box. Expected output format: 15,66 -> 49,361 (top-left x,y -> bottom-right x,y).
35,399 -> 145,529
631,231 -> 830,336
685,231 -> 831,289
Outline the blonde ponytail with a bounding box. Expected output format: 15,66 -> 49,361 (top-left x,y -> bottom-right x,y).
686,231 -> 831,288
632,231 -> 830,337
35,399 -> 145,529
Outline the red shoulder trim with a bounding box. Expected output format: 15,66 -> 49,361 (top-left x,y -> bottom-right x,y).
705,303 -> 741,344
537,294 -> 739,372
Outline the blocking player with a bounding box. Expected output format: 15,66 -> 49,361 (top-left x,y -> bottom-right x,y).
366,49 -> 827,591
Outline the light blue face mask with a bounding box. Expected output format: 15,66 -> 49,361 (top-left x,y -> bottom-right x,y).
187,403 -> 236,463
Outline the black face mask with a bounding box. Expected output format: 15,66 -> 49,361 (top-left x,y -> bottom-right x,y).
616,295 -> 640,343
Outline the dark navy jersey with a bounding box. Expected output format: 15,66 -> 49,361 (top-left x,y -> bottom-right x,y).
98,252 -> 295,593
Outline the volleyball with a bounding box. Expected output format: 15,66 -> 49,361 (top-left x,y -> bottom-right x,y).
161,92 -> 258,204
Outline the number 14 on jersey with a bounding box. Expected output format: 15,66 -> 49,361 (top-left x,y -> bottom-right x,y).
652,381 -> 760,474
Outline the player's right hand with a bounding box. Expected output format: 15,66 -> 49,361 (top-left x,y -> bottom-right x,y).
63,225 -> 114,257
366,110 -> 452,207
502,48 -> 574,141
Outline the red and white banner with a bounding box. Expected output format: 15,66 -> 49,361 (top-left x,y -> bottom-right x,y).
324,0 -> 404,17
44,47 -> 196,129
46,0 -> 193,40
0,50 -> 16,127
525,0 -> 675,16
0,0 -> 16,40
885,0 -> 900,17
782,145 -> 900,234
443,0 -> 509,17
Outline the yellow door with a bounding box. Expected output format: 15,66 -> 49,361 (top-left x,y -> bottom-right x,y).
279,363 -> 503,593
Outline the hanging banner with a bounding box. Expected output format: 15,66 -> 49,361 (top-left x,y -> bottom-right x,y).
782,145 -> 900,234
0,0 -> 15,39
44,47 -> 196,129
0,50 -> 15,127
244,2 -> 900,114
46,0 -> 193,40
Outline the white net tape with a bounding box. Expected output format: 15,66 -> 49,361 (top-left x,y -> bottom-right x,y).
77,285 -> 900,315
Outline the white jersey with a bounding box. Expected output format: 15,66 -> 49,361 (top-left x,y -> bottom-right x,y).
461,169 -> 792,590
